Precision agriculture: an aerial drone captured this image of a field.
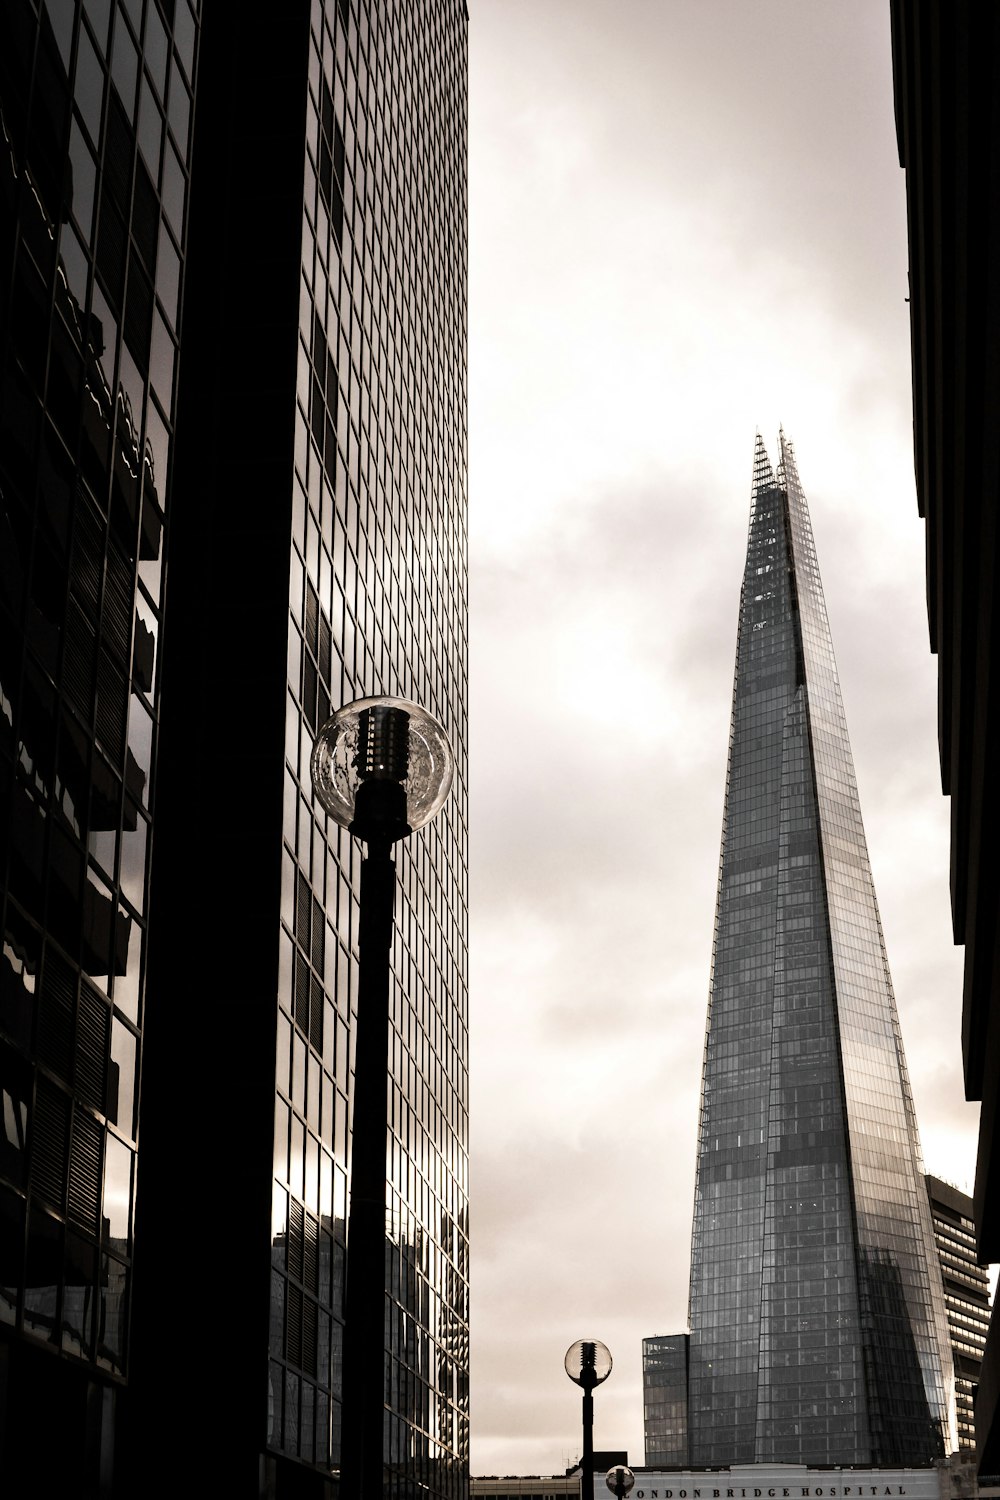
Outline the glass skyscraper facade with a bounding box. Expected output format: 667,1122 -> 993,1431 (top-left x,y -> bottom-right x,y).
1,1 -> 468,1494
686,434 -> 955,1466
0,0 -> 197,1482
643,1333 -> 690,1466
270,0 -> 470,1486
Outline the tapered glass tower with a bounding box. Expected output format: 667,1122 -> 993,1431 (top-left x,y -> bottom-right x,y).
687,433 -> 955,1466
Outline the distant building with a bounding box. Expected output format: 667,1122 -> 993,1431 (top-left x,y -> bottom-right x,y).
644,1334 -> 689,1466
470,1480 -> 580,1500
471,1455 -> 628,1500
628,1465 -> 947,1500
474,1464 -> 957,1500
681,434 -> 954,1464
926,1177 -> 992,1454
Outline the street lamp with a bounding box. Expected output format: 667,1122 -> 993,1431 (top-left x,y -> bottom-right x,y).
564,1339 -> 613,1500
312,696 -> 455,1498
606,1466 -> 635,1499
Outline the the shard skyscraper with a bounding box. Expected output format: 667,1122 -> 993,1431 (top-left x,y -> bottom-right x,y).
686,433 -> 955,1466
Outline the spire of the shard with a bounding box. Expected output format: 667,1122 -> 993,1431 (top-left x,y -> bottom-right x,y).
685,432 -> 955,1467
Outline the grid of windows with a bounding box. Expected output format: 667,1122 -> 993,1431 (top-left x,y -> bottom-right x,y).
644,1334 -> 690,1466
0,0 -> 197,1383
926,1176 -> 992,1453
266,2 -> 469,1494
687,436 -> 954,1465
470,1485 -> 581,1500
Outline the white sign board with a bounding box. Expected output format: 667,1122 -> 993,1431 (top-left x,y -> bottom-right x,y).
631,1468 -> 941,1500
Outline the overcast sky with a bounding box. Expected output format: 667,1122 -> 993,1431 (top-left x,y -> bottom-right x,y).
465,0 -> 977,1480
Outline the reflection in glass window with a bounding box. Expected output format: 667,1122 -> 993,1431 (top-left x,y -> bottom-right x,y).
110,1018 -> 136,1138
103,1133 -> 132,1243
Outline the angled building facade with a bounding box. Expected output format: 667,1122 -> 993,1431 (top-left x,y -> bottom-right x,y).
686,434 -> 955,1466
889,4 -> 1000,1476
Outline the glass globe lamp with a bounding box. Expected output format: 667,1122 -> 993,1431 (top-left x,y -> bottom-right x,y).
564,1339 -> 613,1391
311,695 -> 455,844
606,1467 -> 635,1497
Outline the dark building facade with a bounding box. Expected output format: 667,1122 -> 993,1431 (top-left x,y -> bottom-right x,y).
684,434 -> 954,1466
888,1 -> 1000,1480
1,1 -> 469,1495
926,1176 -> 992,1454
0,0 -> 197,1490
643,1333 -> 689,1467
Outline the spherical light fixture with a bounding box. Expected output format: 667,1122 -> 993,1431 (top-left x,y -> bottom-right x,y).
606,1466 -> 635,1498
311,695 -> 454,844
564,1339 -> 613,1391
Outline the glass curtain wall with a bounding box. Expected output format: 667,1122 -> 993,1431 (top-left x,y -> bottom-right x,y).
687,435 -> 954,1466
643,1333 -> 690,1466
0,0 -> 197,1388
267,3 -> 469,1495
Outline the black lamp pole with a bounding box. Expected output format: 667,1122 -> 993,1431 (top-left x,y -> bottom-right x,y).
338,707 -> 411,1500
564,1337 -> 611,1500
606,1466 -> 634,1500
580,1342 -> 597,1500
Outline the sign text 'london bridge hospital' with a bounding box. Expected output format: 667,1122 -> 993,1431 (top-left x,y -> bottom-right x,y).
632,1469 -> 942,1500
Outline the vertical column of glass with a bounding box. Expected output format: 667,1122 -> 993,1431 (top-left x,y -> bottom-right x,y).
779,434 -> 956,1460
689,445 -> 791,1463
270,2 -> 469,1494
643,1334 -> 689,1466
0,0 -> 197,1381
755,678 -> 866,1463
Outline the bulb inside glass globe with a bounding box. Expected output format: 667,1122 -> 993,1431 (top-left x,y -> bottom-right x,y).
311,695 -> 455,840
564,1339 -> 613,1388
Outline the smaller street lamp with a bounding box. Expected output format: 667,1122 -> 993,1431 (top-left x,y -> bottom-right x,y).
564,1339 -> 613,1500
606,1466 -> 635,1499
312,696 -> 454,1499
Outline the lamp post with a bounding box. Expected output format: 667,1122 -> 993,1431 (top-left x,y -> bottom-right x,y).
311,696 -> 455,1499
564,1339 -> 613,1500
